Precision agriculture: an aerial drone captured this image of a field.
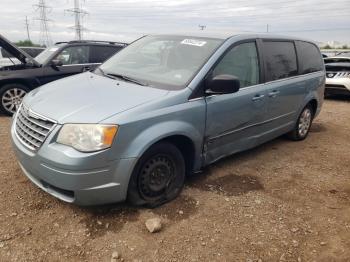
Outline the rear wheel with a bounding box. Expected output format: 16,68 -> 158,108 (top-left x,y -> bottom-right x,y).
287,104 -> 314,141
127,142 -> 185,208
0,83 -> 29,116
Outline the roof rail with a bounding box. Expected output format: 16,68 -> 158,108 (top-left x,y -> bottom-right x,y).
55,40 -> 128,46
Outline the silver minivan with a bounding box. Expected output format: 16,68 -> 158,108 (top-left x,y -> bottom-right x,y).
11,34 -> 325,207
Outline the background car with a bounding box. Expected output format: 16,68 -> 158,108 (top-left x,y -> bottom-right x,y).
325,62 -> 350,96
0,47 -> 44,68
0,34 -> 127,115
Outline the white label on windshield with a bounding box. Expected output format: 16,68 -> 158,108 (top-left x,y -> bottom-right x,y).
181,39 -> 207,47
49,47 -> 59,52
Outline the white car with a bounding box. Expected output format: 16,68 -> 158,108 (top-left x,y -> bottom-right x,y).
324,56 -> 350,96
0,47 -> 20,67
0,46 -> 44,68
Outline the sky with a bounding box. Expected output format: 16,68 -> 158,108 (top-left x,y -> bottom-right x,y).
0,0 -> 350,46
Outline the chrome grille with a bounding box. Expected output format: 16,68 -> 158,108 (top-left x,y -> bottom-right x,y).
15,105 -> 56,150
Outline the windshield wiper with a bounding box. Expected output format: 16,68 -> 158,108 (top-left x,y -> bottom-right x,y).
106,73 -> 148,86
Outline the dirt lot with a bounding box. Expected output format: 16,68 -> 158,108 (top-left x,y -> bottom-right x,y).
0,98 -> 349,262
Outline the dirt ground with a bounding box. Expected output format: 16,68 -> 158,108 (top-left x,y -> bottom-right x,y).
0,97 -> 349,262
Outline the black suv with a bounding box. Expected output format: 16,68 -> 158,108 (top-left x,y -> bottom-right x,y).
0,34 -> 127,115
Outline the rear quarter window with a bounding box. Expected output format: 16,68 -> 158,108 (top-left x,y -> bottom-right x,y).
89,45 -> 122,63
263,41 -> 298,82
296,41 -> 324,74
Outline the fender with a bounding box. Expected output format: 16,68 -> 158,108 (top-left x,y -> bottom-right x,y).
117,120 -> 204,171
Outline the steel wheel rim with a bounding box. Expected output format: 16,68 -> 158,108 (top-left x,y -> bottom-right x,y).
298,108 -> 312,137
1,88 -> 26,113
138,154 -> 175,200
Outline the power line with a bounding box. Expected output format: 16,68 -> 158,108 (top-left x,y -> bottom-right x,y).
34,0 -> 52,46
25,16 -> 31,41
65,0 -> 88,40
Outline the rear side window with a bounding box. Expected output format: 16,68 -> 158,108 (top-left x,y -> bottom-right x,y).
89,46 -> 121,63
296,41 -> 324,74
263,41 -> 298,81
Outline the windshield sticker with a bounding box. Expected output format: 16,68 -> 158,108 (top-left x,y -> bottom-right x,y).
49,47 -> 59,52
181,39 -> 207,47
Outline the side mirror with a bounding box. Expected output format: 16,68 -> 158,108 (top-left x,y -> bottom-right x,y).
205,74 -> 240,95
51,59 -> 63,67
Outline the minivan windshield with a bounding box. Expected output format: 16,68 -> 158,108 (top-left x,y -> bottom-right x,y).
35,46 -> 60,65
99,35 -> 223,90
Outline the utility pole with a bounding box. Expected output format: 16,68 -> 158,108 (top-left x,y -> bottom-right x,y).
65,0 -> 88,40
34,0 -> 52,46
25,16 -> 31,41
266,24 -> 269,33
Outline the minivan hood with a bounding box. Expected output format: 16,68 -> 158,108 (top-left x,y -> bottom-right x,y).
24,72 -> 169,123
0,34 -> 39,66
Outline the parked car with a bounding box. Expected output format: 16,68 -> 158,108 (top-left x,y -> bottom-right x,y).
20,47 -> 45,58
324,57 -> 350,64
11,34 -> 325,207
0,46 -> 21,67
325,62 -> 350,95
0,47 -> 45,68
0,34 -> 127,115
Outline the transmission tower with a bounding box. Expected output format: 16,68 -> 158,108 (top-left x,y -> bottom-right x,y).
65,0 -> 88,40
34,0 -> 52,46
25,16 -> 31,41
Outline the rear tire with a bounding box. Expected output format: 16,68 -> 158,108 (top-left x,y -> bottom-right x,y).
287,104 -> 314,141
0,83 -> 29,116
127,142 -> 185,208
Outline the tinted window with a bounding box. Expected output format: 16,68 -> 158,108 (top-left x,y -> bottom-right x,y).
213,42 -> 260,88
89,45 -> 121,63
263,41 -> 298,81
54,46 -> 89,65
20,48 -> 44,57
296,41 -> 324,73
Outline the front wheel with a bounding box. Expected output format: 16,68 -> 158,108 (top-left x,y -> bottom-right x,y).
0,84 -> 29,116
287,104 -> 314,141
127,142 -> 185,208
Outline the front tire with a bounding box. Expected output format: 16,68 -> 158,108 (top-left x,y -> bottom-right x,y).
127,142 -> 185,208
287,104 -> 314,141
0,83 -> 29,116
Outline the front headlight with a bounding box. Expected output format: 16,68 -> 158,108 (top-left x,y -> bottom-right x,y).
57,124 -> 118,152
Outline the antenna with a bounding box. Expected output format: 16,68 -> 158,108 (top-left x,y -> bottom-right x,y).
199,25 -> 206,30
34,0 -> 52,46
65,0 -> 88,40
25,16 -> 31,41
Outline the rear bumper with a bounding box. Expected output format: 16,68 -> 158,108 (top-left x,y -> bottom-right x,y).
11,120 -> 137,206
325,78 -> 350,95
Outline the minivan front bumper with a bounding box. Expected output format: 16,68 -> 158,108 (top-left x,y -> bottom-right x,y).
11,120 -> 137,206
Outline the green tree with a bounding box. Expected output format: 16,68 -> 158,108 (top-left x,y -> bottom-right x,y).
342,45 -> 349,49
14,40 -> 42,47
322,44 -> 332,50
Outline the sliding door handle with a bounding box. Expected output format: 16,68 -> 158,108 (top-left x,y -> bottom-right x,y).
268,90 -> 280,97
252,94 -> 265,101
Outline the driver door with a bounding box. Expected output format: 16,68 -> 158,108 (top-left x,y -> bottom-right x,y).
40,45 -> 90,85
204,41 -> 268,164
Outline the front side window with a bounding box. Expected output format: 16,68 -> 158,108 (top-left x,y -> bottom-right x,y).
54,46 -> 89,65
99,36 -> 223,90
212,42 -> 260,88
263,41 -> 298,81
